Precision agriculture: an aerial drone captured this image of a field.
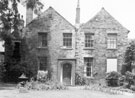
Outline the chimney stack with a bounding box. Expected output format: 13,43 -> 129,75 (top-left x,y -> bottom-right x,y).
75,0 -> 80,28
26,6 -> 33,25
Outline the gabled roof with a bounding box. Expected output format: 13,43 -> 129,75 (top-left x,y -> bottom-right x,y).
27,6 -> 75,29
82,7 -> 129,32
42,6 -> 75,28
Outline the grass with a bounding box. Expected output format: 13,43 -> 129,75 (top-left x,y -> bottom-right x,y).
0,83 -> 134,98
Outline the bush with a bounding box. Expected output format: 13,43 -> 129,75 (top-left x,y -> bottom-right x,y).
118,75 -> 126,86
0,62 -> 6,82
18,80 -> 67,91
121,63 -> 127,75
75,73 -> 86,85
37,70 -> 48,83
105,71 -> 121,87
124,71 -> 135,88
130,85 -> 135,91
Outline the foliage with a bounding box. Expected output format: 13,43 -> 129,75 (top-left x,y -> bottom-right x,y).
84,85 -> 134,95
130,85 -> 135,91
105,71 -> 122,87
37,70 -> 48,83
17,80 -> 67,91
0,62 -> 6,82
0,0 -> 24,82
123,71 -> 135,89
121,63 -> 128,75
124,40 -> 135,73
0,0 -> 45,82
75,73 -> 86,85
21,0 -> 44,15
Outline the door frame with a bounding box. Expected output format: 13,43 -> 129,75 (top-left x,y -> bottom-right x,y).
61,62 -> 72,85
58,59 -> 76,86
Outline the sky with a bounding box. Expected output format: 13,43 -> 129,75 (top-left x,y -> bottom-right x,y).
18,0 -> 135,39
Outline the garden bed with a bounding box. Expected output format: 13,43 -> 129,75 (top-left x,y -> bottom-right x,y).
84,85 -> 135,95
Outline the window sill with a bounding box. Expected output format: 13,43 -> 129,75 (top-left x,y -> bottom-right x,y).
85,76 -> 94,79
37,47 -> 48,49
107,48 -> 117,50
83,47 -> 94,50
61,47 -> 73,50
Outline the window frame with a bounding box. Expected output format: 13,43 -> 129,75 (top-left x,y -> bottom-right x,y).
84,33 -> 94,48
63,33 -> 72,48
38,57 -> 48,71
38,32 -> 48,48
107,34 -> 117,49
84,57 -> 93,77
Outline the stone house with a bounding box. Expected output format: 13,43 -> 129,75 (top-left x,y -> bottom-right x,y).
76,8 -> 129,79
24,1 -> 129,85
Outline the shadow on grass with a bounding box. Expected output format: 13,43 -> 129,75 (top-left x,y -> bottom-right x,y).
0,83 -> 16,90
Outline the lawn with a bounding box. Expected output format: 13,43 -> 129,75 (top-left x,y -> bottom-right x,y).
0,85 -> 134,98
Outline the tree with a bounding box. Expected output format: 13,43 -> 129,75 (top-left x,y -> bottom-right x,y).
0,0 -> 25,82
21,0 -> 44,15
0,0 -> 44,82
123,40 -> 135,74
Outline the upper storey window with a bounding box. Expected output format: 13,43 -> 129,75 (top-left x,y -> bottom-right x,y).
85,33 -> 94,48
107,34 -> 117,49
38,32 -> 47,47
63,33 -> 72,48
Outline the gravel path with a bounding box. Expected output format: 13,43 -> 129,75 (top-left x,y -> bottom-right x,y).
0,86 -> 134,98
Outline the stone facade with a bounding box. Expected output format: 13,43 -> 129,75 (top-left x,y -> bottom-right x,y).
76,8 -> 129,79
24,7 -> 129,85
24,7 -> 76,85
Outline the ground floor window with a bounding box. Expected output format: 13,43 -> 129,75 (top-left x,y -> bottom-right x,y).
107,58 -> 117,72
38,57 -> 48,71
84,57 -> 93,77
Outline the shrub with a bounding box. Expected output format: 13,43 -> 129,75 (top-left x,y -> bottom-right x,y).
0,62 -> 5,82
121,63 -> 128,75
118,75 -> 126,86
130,85 -> 135,91
75,73 -> 86,85
37,70 -> 48,83
124,71 -> 135,88
19,80 -> 67,90
105,71 -> 121,87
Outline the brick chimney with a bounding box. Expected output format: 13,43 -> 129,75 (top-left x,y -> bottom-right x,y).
75,0 -> 80,28
26,6 -> 33,25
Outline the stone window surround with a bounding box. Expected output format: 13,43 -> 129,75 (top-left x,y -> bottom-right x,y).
63,33 -> 72,48
107,33 -> 117,49
84,33 -> 94,49
38,56 -> 48,71
38,32 -> 48,48
84,57 -> 94,78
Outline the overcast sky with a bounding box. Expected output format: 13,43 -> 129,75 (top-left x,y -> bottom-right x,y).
18,0 -> 135,39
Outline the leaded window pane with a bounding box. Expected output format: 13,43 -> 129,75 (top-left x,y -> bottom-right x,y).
85,33 -> 94,48
84,58 -> 93,77
63,33 -> 72,47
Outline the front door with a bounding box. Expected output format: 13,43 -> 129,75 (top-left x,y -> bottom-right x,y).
63,63 -> 72,85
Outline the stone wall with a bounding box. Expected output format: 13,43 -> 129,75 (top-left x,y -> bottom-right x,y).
24,7 -> 129,81
75,8 -> 129,79
24,7 -> 76,80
